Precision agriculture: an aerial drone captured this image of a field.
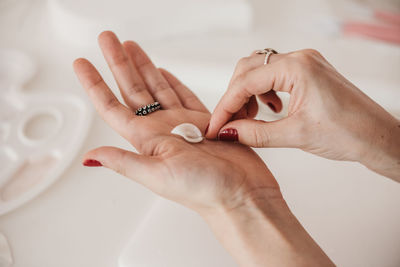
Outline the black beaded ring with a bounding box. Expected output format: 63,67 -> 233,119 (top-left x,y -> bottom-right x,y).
135,101 -> 161,116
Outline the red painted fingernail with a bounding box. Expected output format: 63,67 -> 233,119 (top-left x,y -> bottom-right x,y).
218,128 -> 238,142
205,123 -> 209,135
83,159 -> 102,167
267,102 -> 277,113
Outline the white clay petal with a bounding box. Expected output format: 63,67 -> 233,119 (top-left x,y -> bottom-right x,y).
171,123 -> 204,143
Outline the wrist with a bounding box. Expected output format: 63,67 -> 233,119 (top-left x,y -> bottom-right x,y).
200,186 -> 334,267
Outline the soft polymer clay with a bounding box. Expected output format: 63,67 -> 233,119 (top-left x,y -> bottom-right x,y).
171,123 -> 204,143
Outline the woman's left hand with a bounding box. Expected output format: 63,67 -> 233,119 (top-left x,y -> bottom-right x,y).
73,31 -> 280,214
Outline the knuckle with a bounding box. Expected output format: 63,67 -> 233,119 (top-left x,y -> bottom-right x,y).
251,50 -> 259,56
115,150 -> 129,176
123,40 -> 138,48
287,51 -> 317,74
304,48 -> 322,58
233,76 -> 251,98
111,54 -> 129,67
87,78 -> 103,91
230,73 -> 245,88
252,124 -> 270,147
291,50 -> 311,62
291,51 -> 311,63
238,57 -> 250,66
235,57 -> 250,73
127,83 -> 147,94
290,49 -> 321,64
236,72 -> 249,85
153,81 -> 170,92
136,59 -> 150,70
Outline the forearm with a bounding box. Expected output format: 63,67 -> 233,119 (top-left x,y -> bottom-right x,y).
201,193 -> 335,267
360,113 -> 400,181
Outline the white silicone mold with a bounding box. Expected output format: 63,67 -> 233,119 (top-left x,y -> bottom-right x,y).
0,49 -> 92,215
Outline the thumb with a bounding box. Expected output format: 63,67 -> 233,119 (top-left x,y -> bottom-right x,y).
82,146 -> 164,190
217,118 -> 302,148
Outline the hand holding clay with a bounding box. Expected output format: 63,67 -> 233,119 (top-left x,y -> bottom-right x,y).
73,31 -> 280,214
207,49 -> 400,181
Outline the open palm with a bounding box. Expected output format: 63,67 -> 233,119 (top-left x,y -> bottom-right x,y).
73,31 -> 280,213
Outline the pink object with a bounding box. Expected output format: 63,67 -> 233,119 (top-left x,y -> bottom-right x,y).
343,10 -> 400,45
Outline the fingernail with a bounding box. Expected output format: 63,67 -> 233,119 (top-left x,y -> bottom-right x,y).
204,123 -> 209,135
218,128 -> 238,142
83,159 -> 102,167
267,102 -> 277,113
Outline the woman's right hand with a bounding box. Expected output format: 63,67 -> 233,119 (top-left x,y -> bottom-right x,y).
206,49 -> 400,180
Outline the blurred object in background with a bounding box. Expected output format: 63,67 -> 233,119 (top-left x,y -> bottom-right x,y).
0,232 -> 13,267
262,0 -> 400,45
48,0 -> 253,46
0,50 -> 35,91
328,0 -> 400,45
343,10 -> 400,45
0,49 -> 92,215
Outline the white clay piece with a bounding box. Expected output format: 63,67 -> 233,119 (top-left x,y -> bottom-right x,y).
171,123 -> 204,143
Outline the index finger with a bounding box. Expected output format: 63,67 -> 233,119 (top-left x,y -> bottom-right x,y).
206,62 -> 286,139
73,58 -> 145,146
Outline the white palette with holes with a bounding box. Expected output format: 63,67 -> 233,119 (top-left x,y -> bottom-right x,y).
0,49 -> 92,215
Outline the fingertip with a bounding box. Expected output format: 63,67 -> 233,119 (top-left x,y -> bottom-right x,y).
73,57 -> 86,65
217,119 -> 257,146
73,58 -> 97,75
122,40 -> 142,53
82,149 -> 97,161
204,121 -> 219,140
82,159 -> 102,167
82,146 -> 115,167
82,149 -> 103,167
218,127 -> 238,142
73,57 -> 89,70
98,30 -> 116,43
158,67 -> 168,75
158,67 -> 168,77
205,106 -> 234,139
122,40 -> 137,47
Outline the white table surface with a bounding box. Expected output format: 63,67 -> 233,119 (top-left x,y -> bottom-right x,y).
0,0 -> 399,266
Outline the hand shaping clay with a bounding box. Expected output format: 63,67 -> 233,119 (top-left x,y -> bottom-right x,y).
171,123 -> 204,143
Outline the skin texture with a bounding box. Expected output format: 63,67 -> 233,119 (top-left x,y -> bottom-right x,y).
207,49 -> 400,181
73,31 -> 335,266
